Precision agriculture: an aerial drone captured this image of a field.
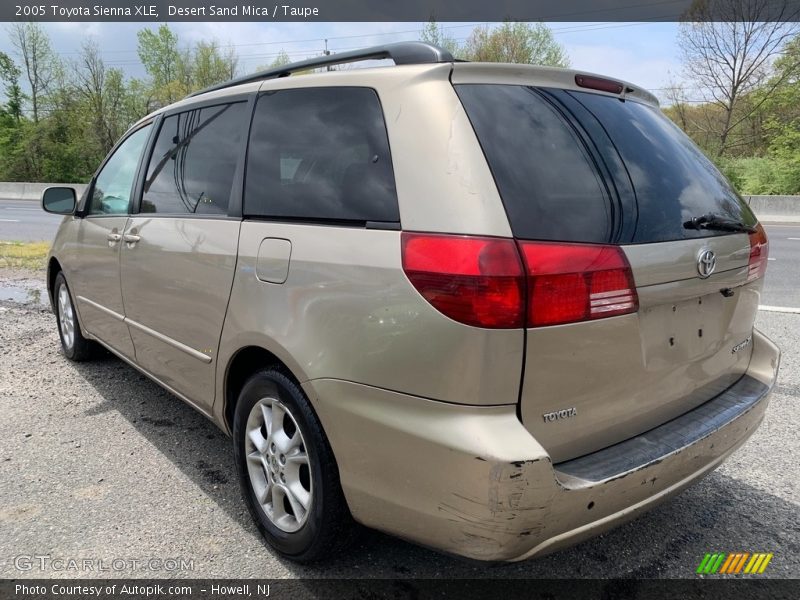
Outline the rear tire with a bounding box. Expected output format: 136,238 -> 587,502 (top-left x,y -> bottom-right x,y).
233,368 -> 354,562
53,272 -> 95,362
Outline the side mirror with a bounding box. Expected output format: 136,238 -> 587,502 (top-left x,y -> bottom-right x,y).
42,187 -> 77,215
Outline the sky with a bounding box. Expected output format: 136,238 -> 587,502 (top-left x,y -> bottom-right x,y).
0,21 -> 687,103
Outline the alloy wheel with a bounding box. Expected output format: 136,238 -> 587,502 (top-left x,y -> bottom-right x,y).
57,284 -> 75,350
244,396 -> 312,532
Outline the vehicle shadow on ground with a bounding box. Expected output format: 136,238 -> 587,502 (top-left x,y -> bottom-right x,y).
68,353 -> 797,578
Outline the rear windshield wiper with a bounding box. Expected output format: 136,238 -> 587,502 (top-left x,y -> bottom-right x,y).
683,213 -> 756,233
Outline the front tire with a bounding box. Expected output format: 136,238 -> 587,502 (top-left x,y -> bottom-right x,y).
53,272 -> 95,362
233,368 -> 353,562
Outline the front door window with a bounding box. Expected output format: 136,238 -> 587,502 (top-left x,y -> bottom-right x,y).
88,124 -> 152,215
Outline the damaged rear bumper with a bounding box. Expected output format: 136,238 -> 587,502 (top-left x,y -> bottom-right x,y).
303,329 -> 780,562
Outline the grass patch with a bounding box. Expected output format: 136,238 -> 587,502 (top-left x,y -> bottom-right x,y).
0,241 -> 50,270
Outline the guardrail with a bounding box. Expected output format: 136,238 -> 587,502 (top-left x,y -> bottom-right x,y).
745,195 -> 800,221
0,182 -> 87,201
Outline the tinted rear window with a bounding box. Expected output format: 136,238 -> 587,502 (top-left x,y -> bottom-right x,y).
567,90 -> 755,242
456,84 -> 612,243
457,84 -> 756,244
245,87 -> 399,224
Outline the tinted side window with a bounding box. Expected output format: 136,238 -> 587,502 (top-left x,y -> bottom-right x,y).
567,91 -> 756,242
89,124 -> 151,216
142,102 -> 248,215
456,84 -> 612,243
245,87 -> 399,223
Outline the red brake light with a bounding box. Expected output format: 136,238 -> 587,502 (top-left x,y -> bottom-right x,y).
402,233 -> 638,329
517,242 -> 638,327
747,222 -> 769,282
575,74 -> 624,94
401,232 -> 525,328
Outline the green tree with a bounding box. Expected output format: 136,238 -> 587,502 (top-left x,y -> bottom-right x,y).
8,22 -> 60,122
123,78 -> 155,122
192,40 -> 238,89
138,25 -> 242,102
762,35 -> 800,193
463,22 -> 569,67
0,51 -> 24,122
254,50 -> 302,74
269,50 -> 292,69
420,19 -> 462,57
137,24 -> 185,104
73,40 -> 117,155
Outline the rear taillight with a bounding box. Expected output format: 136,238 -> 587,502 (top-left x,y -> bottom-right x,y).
518,242 -> 638,327
402,232 -> 638,329
401,232 -> 525,328
747,222 -> 769,282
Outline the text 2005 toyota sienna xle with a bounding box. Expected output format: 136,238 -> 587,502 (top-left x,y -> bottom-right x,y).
42,43 -> 780,562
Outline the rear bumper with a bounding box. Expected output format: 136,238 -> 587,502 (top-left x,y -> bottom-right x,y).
303,329 -> 780,562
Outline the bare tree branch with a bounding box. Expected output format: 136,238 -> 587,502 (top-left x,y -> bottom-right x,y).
679,0 -> 800,155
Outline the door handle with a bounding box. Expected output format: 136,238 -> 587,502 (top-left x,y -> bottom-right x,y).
107,232 -> 121,245
123,233 -> 141,244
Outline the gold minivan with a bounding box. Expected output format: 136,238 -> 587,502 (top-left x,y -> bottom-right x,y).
42,42 -> 780,563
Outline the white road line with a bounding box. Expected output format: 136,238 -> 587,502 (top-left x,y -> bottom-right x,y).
787,237 -> 800,240
0,219 -> 20,222
759,305 -> 800,314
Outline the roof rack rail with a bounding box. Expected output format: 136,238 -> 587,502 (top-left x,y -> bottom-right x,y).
187,41 -> 454,98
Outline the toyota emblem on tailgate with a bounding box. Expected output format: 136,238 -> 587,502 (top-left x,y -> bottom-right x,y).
697,249 -> 716,278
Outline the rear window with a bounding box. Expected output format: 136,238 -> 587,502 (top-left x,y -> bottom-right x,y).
457,84 -> 756,244
244,87 -> 399,224
456,84 -> 612,243
567,90 -> 756,243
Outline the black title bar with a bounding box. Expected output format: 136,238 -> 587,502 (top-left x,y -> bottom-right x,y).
4,0 -> 800,22
2,578 -> 800,600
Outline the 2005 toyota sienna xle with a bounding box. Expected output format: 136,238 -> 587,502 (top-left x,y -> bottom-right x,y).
41,42 -> 780,563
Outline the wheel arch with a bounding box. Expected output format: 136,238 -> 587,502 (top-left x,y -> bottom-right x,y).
47,256 -> 62,309
222,345 -> 303,436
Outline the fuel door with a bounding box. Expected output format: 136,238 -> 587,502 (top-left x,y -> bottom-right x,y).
256,238 -> 292,284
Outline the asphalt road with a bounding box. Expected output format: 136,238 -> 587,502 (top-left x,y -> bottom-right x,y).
0,198 -> 64,242
761,224 -> 800,308
0,268 -> 798,580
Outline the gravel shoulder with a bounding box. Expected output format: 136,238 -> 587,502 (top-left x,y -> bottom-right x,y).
0,271 -> 797,579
